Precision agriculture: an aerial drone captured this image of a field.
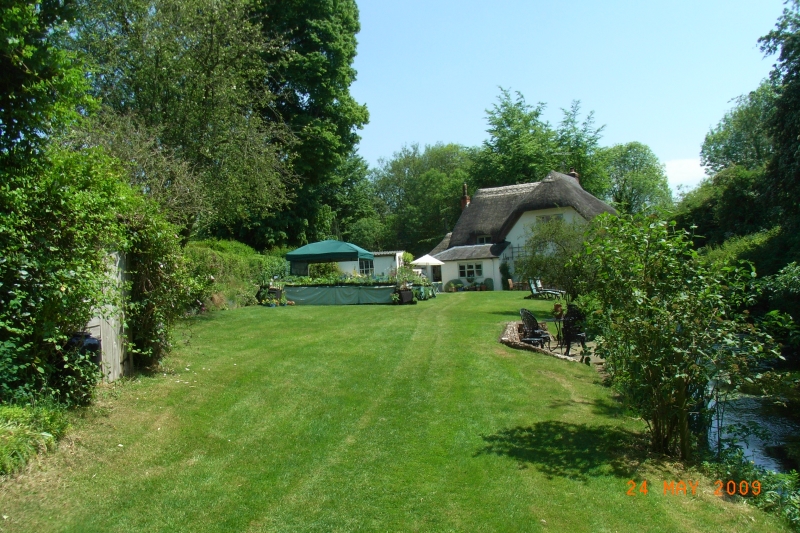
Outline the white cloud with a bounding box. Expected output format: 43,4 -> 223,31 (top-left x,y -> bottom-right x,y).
664,158 -> 707,194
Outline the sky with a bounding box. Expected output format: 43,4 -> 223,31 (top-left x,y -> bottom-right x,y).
349,0 -> 786,194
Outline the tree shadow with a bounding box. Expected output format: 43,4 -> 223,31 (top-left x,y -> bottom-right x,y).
488,311 -> 522,317
591,397 -> 626,418
475,421 -> 645,480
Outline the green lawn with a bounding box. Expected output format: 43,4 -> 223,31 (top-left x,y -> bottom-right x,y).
0,292 -> 789,532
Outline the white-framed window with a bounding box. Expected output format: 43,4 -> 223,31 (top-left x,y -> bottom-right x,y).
359,259 -> 374,276
458,263 -> 483,278
537,214 -> 564,223
476,235 -> 491,244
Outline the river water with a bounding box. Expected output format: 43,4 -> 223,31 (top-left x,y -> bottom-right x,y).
709,394 -> 800,473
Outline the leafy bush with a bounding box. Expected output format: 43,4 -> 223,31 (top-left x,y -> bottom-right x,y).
576,215 -> 774,459
283,268 -> 430,288
517,217 -> 589,299
0,403 -> 69,475
500,261 -> 512,290
124,202 -> 208,368
702,227 -> 782,266
703,448 -> 800,531
0,147 -> 127,404
184,240 -> 287,309
444,279 -> 464,292
308,262 -> 340,278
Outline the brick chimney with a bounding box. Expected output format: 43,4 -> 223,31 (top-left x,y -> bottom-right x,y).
568,167 -> 581,187
460,183 -> 470,210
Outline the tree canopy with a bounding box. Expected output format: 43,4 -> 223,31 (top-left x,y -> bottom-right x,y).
761,0 -> 800,218
371,143 -> 472,256
71,0 -> 295,237
701,80 -> 776,174
600,142 -> 671,215
1,0 -> 89,155
469,89 -> 607,197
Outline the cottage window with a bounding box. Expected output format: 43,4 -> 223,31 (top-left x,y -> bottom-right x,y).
538,214 -> 564,223
458,263 -> 483,279
476,235 -> 491,244
359,259 -> 374,276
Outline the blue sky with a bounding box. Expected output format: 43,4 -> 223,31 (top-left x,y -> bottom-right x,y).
349,0 -> 785,193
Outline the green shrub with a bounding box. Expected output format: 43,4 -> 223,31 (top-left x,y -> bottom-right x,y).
444,279 -> 464,292
0,147 -> 127,404
124,201 -> 207,368
702,227 -> 782,265
500,261 -> 512,290
0,403 -> 69,475
703,448 -> 800,531
308,262 -> 340,278
184,240 -> 287,309
577,215 -> 773,459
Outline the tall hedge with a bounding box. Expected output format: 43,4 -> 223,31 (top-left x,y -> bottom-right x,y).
0,147 -> 127,404
0,145 -> 203,403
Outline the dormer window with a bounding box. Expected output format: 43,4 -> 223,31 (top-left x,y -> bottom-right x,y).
537,214 -> 563,223
476,235 -> 491,244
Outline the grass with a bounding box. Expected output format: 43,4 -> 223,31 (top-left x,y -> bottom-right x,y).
0,292 -> 791,532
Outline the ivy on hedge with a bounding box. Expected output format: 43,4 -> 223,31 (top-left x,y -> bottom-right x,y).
0,147 -> 128,404
0,145 -> 204,404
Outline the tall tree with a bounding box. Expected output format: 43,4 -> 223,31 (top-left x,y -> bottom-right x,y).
251,0 -> 369,245
1,0 -> 88,155
372,143 -> 472,255
470,89 -> 556,189
761,0 -> 800,218
470,89 -> 607,196
554,101 -> 608,197
72,0 -> 294,236
599,142 -> 671,214
701,80 -> 776,174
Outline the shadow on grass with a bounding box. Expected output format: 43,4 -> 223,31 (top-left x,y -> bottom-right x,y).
488,311 -> 522,317
475,421 -> 645,480
591,397 -> 626,418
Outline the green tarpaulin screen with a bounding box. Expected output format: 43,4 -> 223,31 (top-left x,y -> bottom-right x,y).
284,286 -> 395,305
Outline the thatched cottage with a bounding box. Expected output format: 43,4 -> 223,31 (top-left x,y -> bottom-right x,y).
429,170 -> 616,291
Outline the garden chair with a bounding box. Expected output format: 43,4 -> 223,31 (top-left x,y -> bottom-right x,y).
527,278 -> 562,300
534,278 -> 565,298
519,308 -> 552,350
562,303 -> 588,360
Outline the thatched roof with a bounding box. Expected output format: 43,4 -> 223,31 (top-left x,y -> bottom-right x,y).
434,243 -> 509,262
448,171 -> 616,247
429,233 -> 452,256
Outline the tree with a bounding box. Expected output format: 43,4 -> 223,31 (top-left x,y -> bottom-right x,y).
577,215 -> 770,459
72,0 -> 294,236
371,143 -> 472,255
516,217 -> 588,300
251,0 -> 369,245
599,142 -> 672,214
470,89 -> 556,189
470,90 -> 607,197
761,1 -> 800,217
554,101 -> 608,197
65,112 -> 204,236
1,0 -> 89,155
701,81 -> 776,174
674,166 -> 774,247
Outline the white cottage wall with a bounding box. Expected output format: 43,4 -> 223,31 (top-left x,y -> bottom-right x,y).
503,206 -> 580,247
337,252 -> 402,278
